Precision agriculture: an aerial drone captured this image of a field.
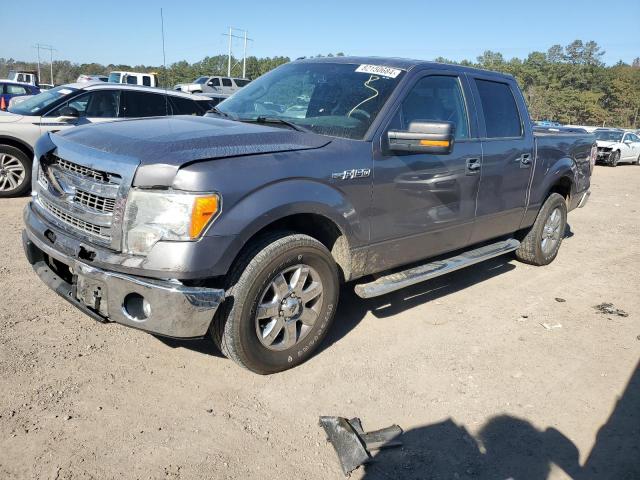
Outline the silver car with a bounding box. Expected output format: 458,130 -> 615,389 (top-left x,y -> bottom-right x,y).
0,83 -> 214,197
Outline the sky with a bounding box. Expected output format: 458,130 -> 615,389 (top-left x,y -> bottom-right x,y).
2,0 -> 639,67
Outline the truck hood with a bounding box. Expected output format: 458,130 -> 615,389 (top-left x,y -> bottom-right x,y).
53,115 -> 331,186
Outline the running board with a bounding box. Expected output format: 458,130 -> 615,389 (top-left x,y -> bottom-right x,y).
354,239 -> 520,299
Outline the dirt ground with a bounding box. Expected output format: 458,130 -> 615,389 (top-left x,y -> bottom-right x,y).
1,165 -> 638,480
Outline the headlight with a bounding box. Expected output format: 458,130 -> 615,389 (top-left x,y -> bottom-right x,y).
123,189 -> 220,255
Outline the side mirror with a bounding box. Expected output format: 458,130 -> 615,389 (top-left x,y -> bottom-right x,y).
56,106 -> 79,123
388,121 -> 455,154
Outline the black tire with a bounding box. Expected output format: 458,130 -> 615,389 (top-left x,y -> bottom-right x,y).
609,150 -> 620,167
0,145 -> 32,198
515,193 -> 567,266
211,232 -> 340,374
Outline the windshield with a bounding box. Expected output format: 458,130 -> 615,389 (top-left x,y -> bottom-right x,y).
217,62 -> 405,140
8,85 -> 79,116
595,130 -> 623,142
194,76 -> 209,84
108,72 -> 122,83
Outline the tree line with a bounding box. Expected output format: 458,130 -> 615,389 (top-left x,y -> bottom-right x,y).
1,41 -> 638,128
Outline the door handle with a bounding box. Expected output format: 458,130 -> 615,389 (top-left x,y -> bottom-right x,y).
520,153 -> 532,168
466,157 -> 481,175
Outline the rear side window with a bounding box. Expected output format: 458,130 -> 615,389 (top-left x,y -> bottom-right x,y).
122,91 -> 168,117
222,78 -> 232,87
6,84 -> 27,95
142,76 -> 151,87
234,79 -> 250,87
170,96 -> 206,115
401,75 -> 469,139
474,79 -> 522,138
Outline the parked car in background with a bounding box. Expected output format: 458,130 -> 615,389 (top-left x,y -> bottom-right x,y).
174,76 -> 250,95
0,83 -> 215,196
534,120 -> 562,127
108,71 -> 158,87
1,81 -> 41,110
594,128 -> 640,166
22,57 -> 595,373
77,74 -> 109,83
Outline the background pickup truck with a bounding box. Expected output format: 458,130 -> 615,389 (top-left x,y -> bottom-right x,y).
23,57 -> 595,374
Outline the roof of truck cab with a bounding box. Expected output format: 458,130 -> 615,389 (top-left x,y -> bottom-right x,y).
294,56 -> 515,80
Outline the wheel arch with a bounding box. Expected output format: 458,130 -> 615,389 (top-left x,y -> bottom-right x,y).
0,136 -> 34,161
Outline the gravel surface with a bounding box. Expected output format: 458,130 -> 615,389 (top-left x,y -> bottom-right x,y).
1,165 -> 638,479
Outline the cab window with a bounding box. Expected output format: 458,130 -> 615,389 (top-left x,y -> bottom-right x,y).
401,75 -> 469,139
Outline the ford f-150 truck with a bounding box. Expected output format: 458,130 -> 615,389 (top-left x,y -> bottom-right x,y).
22,57 -> 595,374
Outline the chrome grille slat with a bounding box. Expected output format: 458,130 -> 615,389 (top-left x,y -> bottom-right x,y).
56,158 -> 114,183
74,189 -> 116,213
40,197 -> 110,239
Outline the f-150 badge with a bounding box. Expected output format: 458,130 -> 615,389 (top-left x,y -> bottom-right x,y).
332,168 -> 371,180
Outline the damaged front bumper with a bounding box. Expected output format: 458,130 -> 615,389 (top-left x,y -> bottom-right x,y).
22,206 -> 224,339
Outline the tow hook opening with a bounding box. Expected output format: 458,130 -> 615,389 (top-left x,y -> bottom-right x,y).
78,246 -> 96,262
44,229 -> 56,244
123,293 -> 151,321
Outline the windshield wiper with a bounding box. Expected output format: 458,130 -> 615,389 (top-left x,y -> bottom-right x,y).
245,116 -> 311,133
208,107 -> 238,121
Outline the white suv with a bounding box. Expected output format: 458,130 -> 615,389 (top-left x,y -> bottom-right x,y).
0,83 -> 214,197
174,76 -> 250,95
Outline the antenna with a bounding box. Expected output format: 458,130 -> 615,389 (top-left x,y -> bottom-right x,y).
160,8 -> 169,116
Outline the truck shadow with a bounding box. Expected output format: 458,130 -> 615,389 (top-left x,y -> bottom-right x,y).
320,256 -> 516,355
360,360 -> 640,480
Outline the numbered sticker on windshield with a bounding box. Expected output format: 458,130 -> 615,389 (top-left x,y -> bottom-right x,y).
355,64 -> 402,78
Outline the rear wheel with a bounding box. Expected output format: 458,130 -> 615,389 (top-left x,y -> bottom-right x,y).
515,193 -> 567,266
0,146 -> 31,198
211,233 -> 339,374
609,150 -> 620,167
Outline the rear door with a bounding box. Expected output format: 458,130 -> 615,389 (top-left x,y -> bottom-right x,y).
621,133 -> 637,161
468,75 -> 535,244
369,71 -> 483,271
121,90 -> 170,117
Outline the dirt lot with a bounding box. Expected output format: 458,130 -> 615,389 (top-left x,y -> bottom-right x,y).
1,165 -> 638,480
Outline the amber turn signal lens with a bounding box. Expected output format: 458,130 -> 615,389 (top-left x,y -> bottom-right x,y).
190,195 -> 219,239
418,139 -> 450,147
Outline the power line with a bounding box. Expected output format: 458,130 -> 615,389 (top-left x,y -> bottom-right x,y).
222,28 -> 253,78
32,43 -> 57,85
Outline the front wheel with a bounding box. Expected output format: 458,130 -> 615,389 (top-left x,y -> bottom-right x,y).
0,146 -> 32,198
515,193 -> 567,266
609,150 -> 620,167
211,233 -> 339,374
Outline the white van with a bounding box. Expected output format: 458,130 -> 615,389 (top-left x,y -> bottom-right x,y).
108,71 -> 158,88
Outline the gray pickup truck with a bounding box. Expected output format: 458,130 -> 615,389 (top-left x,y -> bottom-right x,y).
22,57 -> 595,373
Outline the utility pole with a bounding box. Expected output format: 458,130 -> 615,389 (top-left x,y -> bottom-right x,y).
32,44 -> 56,85
222,28 -> 253,78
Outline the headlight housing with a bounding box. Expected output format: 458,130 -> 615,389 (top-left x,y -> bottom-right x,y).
123,189 -> 220,255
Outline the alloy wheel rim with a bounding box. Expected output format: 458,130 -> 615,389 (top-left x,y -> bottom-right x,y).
541,207 -> 562,255
0,154 -> 25,192
255,264 -> 324,351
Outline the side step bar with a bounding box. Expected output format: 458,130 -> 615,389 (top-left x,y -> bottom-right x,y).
354,239 -> 520,299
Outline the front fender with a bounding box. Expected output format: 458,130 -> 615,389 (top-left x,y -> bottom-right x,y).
210,178 -> 364,245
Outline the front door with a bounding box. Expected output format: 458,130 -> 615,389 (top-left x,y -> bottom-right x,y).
40,90 -> 120,135
467,76 -> 535,244
368,73 -> 483,272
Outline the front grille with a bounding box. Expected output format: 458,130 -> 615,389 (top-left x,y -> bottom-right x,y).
74,189 -> 116,213
40,197 -> 108,239
36,156 -> 122,246
56,158 -> 113,183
